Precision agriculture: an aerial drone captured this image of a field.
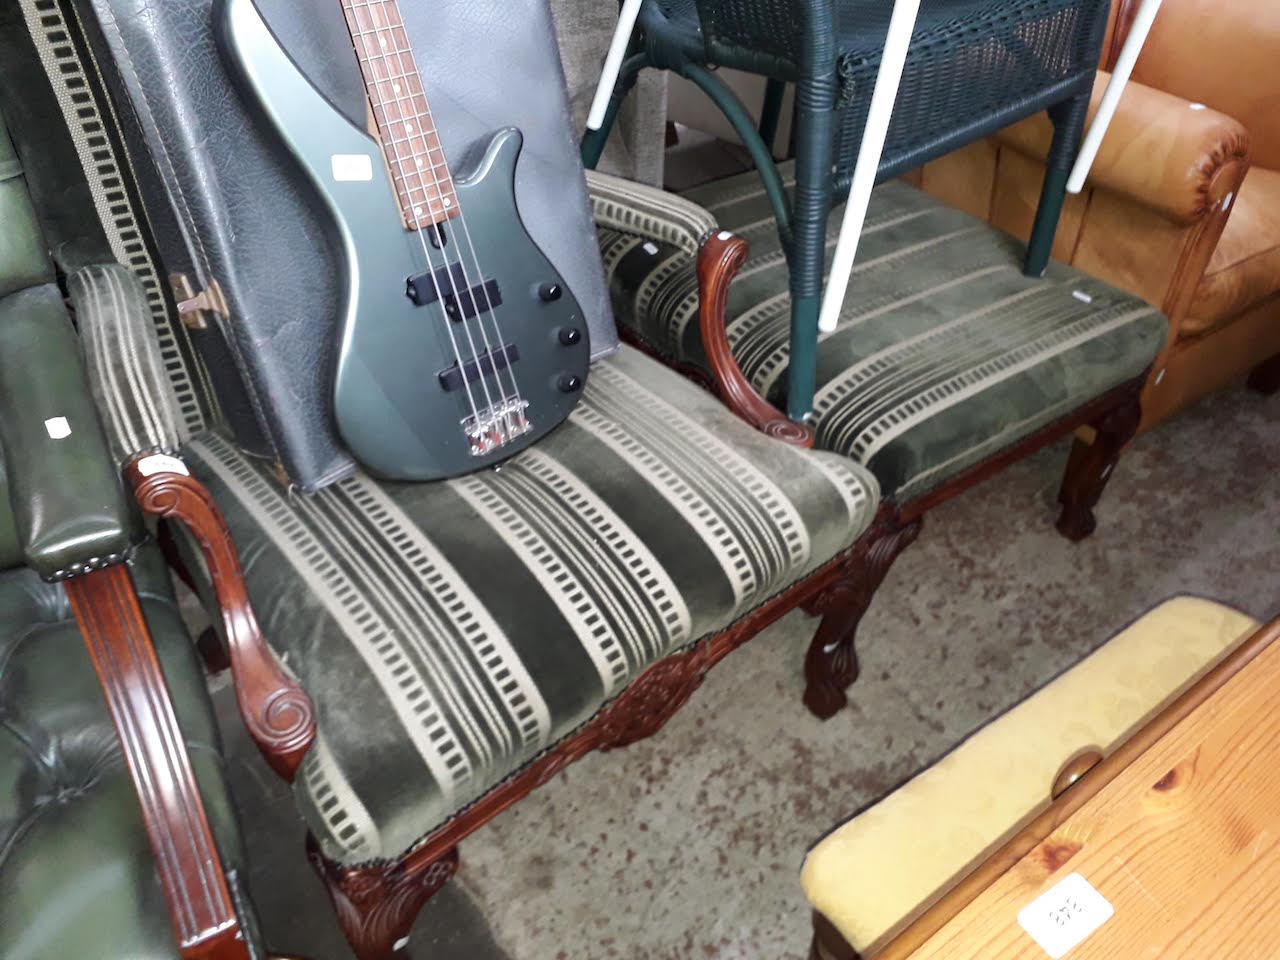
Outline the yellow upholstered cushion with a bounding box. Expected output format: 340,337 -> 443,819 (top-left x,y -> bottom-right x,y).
801,596 -> 1260,954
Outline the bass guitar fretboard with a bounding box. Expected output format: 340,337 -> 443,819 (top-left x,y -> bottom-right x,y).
339,0 -> 460,229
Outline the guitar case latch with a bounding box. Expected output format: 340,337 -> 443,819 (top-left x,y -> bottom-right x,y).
170,274 -> 230,330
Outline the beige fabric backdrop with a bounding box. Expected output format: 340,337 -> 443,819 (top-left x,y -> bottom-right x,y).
548,0 -> 668,186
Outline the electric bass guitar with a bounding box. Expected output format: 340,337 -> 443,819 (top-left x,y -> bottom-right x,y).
219,0 -> 590,480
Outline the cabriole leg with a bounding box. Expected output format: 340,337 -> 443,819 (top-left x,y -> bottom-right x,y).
1055,394 -> 1142,541
307,837 -> 459,960
803,519 -> 921,719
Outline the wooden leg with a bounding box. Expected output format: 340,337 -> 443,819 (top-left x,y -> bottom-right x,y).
1247,353 -> 1280,395
307,836 -> 459,960
811,912 -> 862,960
803,518 -> 921,719
1055,394 -> 1142,542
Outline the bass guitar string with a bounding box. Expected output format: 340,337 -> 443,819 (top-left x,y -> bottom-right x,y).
354,2 -> 505,430
387,20 -> 527,435
362,0 -> 527,430
345,0 -> 488,434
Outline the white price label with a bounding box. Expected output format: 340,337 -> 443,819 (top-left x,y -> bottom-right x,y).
1017,872 -> 1114,958
330,154 -> 374,182
136,453 -> 190,477
44,416 -> 71,439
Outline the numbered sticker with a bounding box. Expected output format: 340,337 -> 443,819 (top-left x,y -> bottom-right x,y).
1017,872 -> 1114,958
44,416 -> 71,439
136,453 -> 190,478
331,154 -> 374,182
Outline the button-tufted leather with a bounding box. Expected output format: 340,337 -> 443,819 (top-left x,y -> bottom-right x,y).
0,111 -> 52,299
0,546 -> 253,959
0,453 -> 18,571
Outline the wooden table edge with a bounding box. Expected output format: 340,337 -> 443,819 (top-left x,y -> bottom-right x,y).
870,612 -> 1280,960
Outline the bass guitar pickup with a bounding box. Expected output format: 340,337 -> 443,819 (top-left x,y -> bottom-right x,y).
437,342 -> 520,393
407,263 -> 503,322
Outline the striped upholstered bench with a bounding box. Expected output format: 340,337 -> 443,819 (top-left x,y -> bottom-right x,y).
801,596 -> 1261,959
588,168 -> 1168,716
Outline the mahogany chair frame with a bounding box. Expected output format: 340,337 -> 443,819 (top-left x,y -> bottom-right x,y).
118,233 -> 1140,960
65,562 -> 254,960
62,449 -> 318,960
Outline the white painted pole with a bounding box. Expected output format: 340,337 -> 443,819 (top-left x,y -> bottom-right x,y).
587,0 -> 646,131
1067,0 -> 1164,193
818,0 -> 921,334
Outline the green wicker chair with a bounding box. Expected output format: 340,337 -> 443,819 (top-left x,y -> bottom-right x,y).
582,0 -> 1113,419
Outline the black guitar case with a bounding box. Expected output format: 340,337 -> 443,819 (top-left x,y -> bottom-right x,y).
63,0 -> 618,491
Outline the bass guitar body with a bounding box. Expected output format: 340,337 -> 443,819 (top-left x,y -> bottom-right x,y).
220,0 -> 590,480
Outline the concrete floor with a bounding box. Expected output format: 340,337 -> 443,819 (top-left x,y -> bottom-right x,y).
215,373 -> 1280,959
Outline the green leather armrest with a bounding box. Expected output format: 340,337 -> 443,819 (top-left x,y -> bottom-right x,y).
0,455 -> 19,570
0,284 -> 135,579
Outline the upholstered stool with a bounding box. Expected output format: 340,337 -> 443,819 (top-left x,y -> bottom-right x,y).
597,163 -> 1168,506
800,596 -> 1260,959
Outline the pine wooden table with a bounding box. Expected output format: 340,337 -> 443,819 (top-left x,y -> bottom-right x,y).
875,613 -> 1280,960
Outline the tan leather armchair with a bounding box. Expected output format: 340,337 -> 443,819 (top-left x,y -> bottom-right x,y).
910,0 -> 1279,432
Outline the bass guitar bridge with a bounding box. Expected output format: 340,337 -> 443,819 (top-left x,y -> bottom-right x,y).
462,398 -> 532,457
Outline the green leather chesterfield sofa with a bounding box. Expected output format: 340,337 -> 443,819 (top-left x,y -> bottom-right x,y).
0,98 -> 268,959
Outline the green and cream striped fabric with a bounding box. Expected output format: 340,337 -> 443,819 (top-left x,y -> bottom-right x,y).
597,165 -> 1169,502
70,263 -> 185,465
185,346 -> 878,864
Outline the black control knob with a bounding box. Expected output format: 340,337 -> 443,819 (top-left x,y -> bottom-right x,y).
558,326 -> 582,347
557,374 -> 583,394
538,282 -> 563,303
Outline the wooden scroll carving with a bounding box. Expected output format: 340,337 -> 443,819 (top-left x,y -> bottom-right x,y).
125,454 -> 316,782
66,564 -> 251,960
697,231 -> 815,448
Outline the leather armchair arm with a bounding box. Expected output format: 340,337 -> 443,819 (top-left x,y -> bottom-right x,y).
64,563 -> 251,960
0,283 -> 135,579
997,72 -> 1250,225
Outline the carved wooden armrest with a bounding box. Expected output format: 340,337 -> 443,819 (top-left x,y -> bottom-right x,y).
697,231 -> 815,449
124,452 -> 316,783
66,563 -> 251,960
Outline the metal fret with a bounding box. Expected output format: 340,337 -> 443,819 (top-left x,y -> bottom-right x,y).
357,47 -> 414,63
